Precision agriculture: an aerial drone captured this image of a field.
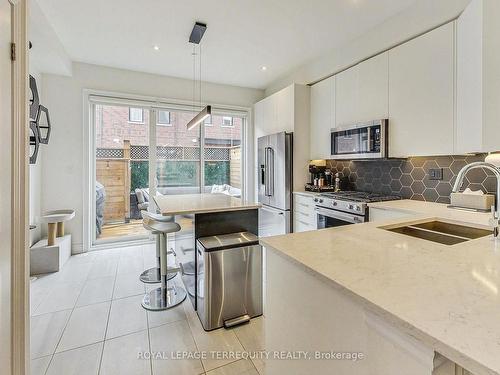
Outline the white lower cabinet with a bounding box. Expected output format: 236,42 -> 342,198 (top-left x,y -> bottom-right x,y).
293,193 -> 317,232
265,249 -> 436,375
366,312 -> 435,375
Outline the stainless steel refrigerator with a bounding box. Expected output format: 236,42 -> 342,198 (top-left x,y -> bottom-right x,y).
257,132 -> 292,237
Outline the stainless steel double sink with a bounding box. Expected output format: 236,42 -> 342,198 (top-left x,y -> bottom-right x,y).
382,220 -> 491,245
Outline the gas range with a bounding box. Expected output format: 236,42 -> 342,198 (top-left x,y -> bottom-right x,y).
314,191 -> 401,217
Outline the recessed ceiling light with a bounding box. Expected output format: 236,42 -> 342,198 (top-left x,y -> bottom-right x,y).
261,66 -> 267,71
153,45 -> 160,51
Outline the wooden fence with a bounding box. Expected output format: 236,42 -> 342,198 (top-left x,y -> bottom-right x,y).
230,147 -> 241,188
96,141 -> 131,224
96,141 -> 241,224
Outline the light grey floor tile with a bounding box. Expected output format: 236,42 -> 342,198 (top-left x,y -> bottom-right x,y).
57,301 -> 110,352
31,355 -> 51,375
100,330 -> 151,375
252,359 -> 265,375
30,284 -> 51,316
147,298 -> 187,329
46,342 -> 103,375
58,262 -> 92,284
113,272 -> 145,300
142,244 -> 156,260
31,272 -> 62,291
88,259 -> 119,279
143,255 -> 157,270
233,317 -> 264,352
31,309 -> 72,358
117,255 -> 144,275
34,282 -> 84,316
233,317 -> 265,372
106,295 -> 147,339
76,276 -> 115,307
206,359 -> 259,375
185,306 -> 244,372
118,245 -> 144,258
149,320 -> 204,375
93,248 -> 122,260
65,252 -> 97,265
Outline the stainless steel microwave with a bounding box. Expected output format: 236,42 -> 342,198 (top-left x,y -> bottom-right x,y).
330,119 -> 388,159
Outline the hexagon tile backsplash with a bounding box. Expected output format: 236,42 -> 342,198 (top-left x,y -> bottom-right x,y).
326,154 -> 497,204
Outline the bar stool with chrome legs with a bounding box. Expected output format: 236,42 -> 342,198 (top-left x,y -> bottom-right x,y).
139,211 -> 177,284
141,214 -> 187,311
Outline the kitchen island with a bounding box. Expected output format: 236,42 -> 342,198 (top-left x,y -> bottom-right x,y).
153,193 -> 260,309
260,205 -> 499,375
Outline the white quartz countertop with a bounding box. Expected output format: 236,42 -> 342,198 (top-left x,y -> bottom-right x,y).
293,190 -> 321,197
260,205 -> 500,375
153,193 -> 260,215
369,199 -> 492,226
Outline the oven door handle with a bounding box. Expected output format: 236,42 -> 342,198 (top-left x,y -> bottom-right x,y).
314,207 -> 364,224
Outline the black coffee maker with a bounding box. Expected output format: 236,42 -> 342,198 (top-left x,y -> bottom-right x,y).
309,164 -> 326,184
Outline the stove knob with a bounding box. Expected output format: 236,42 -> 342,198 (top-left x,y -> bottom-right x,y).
332,201 -> 337,206
314,198 -> 319,202
319,199 -> 324,203
348,204 -> 354,210
355,205 -> 361,211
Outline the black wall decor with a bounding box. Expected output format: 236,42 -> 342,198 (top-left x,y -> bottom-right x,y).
326,154 -> 496,204
29,75 -> 39,121
29,122 -> 40,165
35,105 -> 51,144
29,75 -> 52,164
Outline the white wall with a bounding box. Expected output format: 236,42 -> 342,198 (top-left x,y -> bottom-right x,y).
41,62 -> 264,252
265,0 -> 471,95
29,0 -> 72,77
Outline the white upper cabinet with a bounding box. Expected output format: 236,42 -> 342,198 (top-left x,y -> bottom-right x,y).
336,66 -> 359,126
310,76 -> 335,160
274,85 -> 295,133
456,0 -> 500,153
388,22 -> 455,157
357,52 -> 389,121
335,52 -> 389,127
255,85 -> 295,138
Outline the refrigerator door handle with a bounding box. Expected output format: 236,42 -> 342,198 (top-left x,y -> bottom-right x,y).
260,163 -> 266,190
264,147 -> 269,196
267,147 -> 274,197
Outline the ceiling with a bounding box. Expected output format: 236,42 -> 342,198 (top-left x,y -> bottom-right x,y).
34,0 -> 418,89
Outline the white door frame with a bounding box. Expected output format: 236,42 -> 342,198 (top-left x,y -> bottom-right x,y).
6,0 -> 30,374
83,89 -> 251,251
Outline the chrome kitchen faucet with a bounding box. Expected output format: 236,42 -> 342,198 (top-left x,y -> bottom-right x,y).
452,162 -> 500,238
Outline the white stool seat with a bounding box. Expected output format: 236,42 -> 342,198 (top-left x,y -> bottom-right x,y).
140,212 -> 186,311
143,220 -> 180,234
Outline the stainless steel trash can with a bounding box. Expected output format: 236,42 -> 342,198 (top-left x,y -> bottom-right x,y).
196,231 -> 263,331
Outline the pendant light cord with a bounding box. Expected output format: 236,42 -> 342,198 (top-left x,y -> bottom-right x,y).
192,44 -> 196,118
199,44 -> 202,111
